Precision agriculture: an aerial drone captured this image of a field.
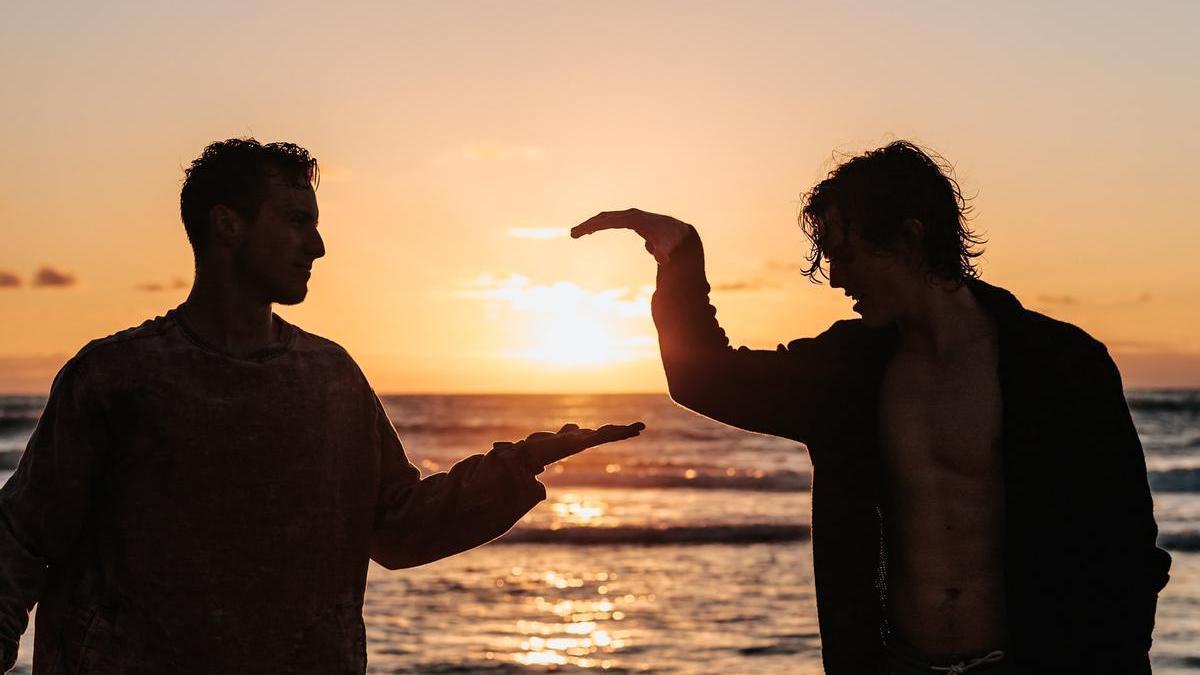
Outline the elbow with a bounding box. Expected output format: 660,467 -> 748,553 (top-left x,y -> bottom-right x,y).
370,539 -> 433,570
369,550 -> 408,571
371,551 -> 430,571
664,367 -> 713,414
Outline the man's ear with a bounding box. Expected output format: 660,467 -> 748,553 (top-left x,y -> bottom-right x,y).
900,218 -> 924,267
208,205 -> 245,247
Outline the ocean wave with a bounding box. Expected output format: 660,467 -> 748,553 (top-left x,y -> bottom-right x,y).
1158,532 -> 1200,551
1148,468 -> 1200,493
543,469 -> 809,492
500,524 -> 809,545
1128,392 -> 1200,413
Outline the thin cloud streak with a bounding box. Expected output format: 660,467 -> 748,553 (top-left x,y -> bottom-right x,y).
32,266 -> 76,288
134,278 -> 188,293
0,271 -> 20,288
1034,293 -> 1154,308
457,274 -> 651,318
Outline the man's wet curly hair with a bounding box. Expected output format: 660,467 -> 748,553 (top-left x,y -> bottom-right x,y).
180,138 -> 319,258
799,141 -> 983,285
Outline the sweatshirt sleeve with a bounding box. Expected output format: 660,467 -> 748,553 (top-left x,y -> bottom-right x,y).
653,228 -> 854,444
367,395 -> 546,570
0,355 -> 110,666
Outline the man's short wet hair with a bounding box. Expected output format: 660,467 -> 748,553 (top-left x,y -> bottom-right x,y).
799,140 -> 983,285
179,138 -> 319,258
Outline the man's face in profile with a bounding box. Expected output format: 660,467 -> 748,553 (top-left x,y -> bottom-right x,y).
821,207 -> 911,328
234,176 -> 324,306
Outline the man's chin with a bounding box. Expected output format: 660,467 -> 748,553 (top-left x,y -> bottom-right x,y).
273,287 -> 309,306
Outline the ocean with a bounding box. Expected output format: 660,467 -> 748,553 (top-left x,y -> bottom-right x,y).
2,391 -> 1199,673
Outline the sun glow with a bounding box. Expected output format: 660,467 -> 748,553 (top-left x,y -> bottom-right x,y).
458,275 -> 656,368
517,313 -> 641,367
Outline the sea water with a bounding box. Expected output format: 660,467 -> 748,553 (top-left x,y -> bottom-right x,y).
1,392 -> 1197,673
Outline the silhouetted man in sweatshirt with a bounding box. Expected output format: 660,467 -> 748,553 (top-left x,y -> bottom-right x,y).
0,138 -> 642,672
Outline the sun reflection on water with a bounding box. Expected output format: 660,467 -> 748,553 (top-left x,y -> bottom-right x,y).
508,567 -> 637,669
550,493 -> 613,527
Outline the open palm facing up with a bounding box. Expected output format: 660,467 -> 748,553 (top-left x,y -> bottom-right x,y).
495,422 -> 645,471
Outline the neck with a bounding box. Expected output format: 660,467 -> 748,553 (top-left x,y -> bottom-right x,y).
894,280 -> 993,358
179,267 -> 278,357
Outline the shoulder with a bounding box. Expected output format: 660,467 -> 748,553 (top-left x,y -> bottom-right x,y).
289,326 -> 373,384
1006,306 -> 1124,397
46,314 -> 176,392
975,280 -> 1110,365
67,314 -> 176,370
291,325 -> 353,359
1017,307 -> 1110,363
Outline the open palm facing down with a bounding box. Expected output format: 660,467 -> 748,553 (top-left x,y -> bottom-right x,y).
571,208 -> 693,263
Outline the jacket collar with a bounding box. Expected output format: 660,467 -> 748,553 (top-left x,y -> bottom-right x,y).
966,278 -> 1025,327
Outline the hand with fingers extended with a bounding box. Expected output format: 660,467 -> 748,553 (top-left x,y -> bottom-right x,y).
571,208 -> 693,264
494,422 -> 646,473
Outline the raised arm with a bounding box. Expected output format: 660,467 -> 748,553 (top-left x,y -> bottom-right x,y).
369,393 -> 642,569
0,356 -> 108,671
573,209 -> 848,442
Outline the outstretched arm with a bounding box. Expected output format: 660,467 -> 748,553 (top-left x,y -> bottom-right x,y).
573,209 -> 847,442
369,394 -> 642,569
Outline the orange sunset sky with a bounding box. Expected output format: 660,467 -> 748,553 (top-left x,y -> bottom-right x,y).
2,2 -> 1198,393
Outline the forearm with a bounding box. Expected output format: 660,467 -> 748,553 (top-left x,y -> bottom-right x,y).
370,444 -> 546,569
651,229 -> 846,439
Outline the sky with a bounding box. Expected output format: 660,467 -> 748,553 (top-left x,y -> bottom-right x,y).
2,1 -> 1198,393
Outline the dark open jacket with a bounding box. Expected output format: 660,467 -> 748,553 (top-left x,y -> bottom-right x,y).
652,230 -> 1171,674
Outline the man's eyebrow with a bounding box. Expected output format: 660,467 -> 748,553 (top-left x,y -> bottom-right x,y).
287,208 -> 318,223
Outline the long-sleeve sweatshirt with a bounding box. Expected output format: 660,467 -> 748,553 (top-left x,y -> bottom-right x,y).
0,309 -> 545,673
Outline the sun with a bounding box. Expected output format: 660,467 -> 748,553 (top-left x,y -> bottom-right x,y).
517,311 -> 629,367
459,274 -> 654,369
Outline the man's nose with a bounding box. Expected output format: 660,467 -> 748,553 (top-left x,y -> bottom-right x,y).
307,230 -> 326,260
827,260 -> 843,288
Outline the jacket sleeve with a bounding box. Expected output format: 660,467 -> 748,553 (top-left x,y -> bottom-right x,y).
367,395 -> 546,570
653,228 -> 852,443
0,356 -> 109,668
1064,342 -> 1171,661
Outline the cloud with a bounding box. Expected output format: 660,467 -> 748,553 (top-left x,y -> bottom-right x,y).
0,271 -> 20,288
0,354 -> 70,393
712,280 -> 773,292
1111,350 -> 1200,388
458,274 -> 651,318
1034,292 -> 1154,308
437,142 -> 546,165
1036,294 -> 1079,306
764,260 -> 804,273
1108,339 -> 1172,353
32,266 -> 76,288
710,259 -> 799,293
134,277 -> 188,293
506,228 -> 567,240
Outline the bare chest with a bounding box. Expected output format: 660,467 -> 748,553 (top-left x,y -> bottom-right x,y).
878,344 -> 1003,479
